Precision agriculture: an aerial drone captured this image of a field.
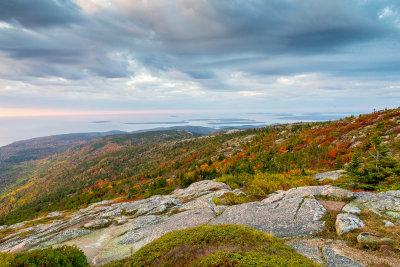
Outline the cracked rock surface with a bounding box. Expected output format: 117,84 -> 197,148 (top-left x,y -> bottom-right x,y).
0,180 -> 398,266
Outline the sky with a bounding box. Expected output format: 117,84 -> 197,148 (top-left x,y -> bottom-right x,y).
0,0 -> 399,116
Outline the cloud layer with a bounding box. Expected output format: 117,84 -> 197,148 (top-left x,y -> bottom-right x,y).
0,0 -> 399,113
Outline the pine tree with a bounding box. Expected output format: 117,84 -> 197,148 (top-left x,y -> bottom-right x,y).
345,153 -> 364,183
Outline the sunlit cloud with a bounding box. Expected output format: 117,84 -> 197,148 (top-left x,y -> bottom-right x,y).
0,108 -> 210,118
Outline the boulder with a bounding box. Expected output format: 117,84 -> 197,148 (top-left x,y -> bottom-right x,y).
282,186 -> 328,199
127,215 -> 161,230
99,208 -> 123,218
313,170 -> 345,181
383,220 -> 395,227
336,213 -> 364,236
321,187 -> 354,200
172,180 -> 231,202
84,219 -> 111,229
130,196 -> 182,217
180,192 -> 215,210
342,204 -> 361,214
357,232 -> 395,246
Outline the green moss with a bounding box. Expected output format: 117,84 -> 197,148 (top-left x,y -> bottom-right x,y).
0,228 -> 17,241
314,194 -> 353,203
314,210 -> 339,239
17,230 -> 35,238
199,250 -> 318,267
8,245 -> 88,267
212,192 -> 250,206
103,224 -> 321,267
24,216 -> 62,227
0,252 -> 14,267
168,208 -> 187,216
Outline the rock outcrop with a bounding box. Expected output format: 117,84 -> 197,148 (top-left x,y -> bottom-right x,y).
322,246 -> 365,267
0,180 -> 397,266
210,193 -> 327,238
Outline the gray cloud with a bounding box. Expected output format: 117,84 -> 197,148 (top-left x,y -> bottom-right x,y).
0,0 -> 82,28
0,0 -> 399,112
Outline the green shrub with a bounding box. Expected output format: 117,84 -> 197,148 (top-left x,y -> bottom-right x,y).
104,224 -> 321,267
12,245 -> 88,267
217,171 -> 317,197
0,252 -> 14,267
246,172 -> 317,196
199,250 -> 317,267
212,192 -> 250,206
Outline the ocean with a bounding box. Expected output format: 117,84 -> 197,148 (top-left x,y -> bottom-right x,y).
0,111 -> 355,147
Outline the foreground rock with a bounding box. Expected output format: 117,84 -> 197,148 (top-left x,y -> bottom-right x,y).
336,213 -> 365,236
322,246 -> 365,267
0,181 -> 398,266
210,195 -> 326,238
342,204 -> 361,214
288,241 -> 325,265
350,191 -> 400,220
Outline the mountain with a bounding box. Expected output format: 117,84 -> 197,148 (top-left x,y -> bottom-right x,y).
0,108 -> 399,226
0,131 -> 128,193
0,131 -> 126,163
0,108 -> 399,266
0,127 -> 214,195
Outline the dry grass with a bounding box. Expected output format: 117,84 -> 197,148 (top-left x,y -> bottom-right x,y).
313,206 -> 400,266
342,211 -> 400,251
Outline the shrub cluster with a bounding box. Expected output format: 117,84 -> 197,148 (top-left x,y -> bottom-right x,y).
104,224 -> 320,266
0,245 -> 88,267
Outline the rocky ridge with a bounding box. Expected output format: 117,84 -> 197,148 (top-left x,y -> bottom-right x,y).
0,180 -> 398,266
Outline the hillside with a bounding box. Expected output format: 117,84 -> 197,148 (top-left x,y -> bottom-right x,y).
0,108 -> 399,225
0,131 -> 128,163
0,131 -> 128,193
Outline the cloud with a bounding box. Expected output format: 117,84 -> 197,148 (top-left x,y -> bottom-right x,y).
0,0 -> 399,113
0,0 -> 82,28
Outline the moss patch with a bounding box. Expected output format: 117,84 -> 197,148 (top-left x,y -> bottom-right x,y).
24,216 -> 62,227
314,210 -> 339,240
212,192 -> 250,206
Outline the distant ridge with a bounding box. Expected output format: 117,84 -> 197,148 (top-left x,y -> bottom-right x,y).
0,131 -> 126,162
131,125 -> 217,135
